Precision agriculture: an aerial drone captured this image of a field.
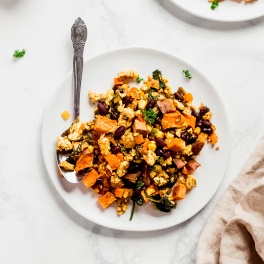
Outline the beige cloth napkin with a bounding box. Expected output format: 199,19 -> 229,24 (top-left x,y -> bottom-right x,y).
196,137 -> 264,264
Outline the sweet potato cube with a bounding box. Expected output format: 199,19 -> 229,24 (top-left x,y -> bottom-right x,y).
82,169 -> 98,188
161,111 -> 186,129
75,149 -> 94,173
133,119 -> 147,137
114,188 -> 124,198
104,153 -> 121,170
209,132 -> 218,145
166,138 -> 186,152
172,183 -> 187,200
94,115 -> 117,133
184,115 -> 196,129
98,192 -> 117,209
134,134 -> 145,145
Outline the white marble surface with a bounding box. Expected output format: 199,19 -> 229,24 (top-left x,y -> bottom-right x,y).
1,0 -> 264,263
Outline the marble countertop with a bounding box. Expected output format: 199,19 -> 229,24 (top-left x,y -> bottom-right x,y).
1,0 -> 264,263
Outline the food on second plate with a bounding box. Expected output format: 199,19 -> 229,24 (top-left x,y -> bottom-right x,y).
209,0 -> 256,11
56,69 -> 218,220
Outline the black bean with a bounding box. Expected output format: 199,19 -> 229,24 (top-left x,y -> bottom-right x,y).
181,131 -> 197,144
111,111 -> 119,120
199,106 -> 210,117
129,163 -> 140,172
196,120 -> 203,128
155,138 -> 165,147
146,99 -> 157,110
201,127 -> 213,134
97,102 -> 108,115
155,148 -> 163,157
114,126 -> 126,139
174,92 -> 183,101
111,146 -> 121,154
191,110 -> 200,120
202,120 -> 212,127
163,150 -> 171,159
122,96 -> 133,107
98,99 -> 105,104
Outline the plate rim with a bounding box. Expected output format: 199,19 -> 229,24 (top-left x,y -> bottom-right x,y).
41,46 -> 231,231
169,0 -> 264,22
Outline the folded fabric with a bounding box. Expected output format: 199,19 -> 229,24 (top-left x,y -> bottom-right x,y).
196,136 -> 264,264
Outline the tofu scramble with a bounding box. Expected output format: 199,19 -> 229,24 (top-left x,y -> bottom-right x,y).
56,70 -> 218,219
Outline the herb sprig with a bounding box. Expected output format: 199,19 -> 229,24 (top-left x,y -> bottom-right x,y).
182,70 -> 192,79
211,0 -> 219,10
13,49 -> 26,59
136,76 -> 143,83
142,108 -> 157,125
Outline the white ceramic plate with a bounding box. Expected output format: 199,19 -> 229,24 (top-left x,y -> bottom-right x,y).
171,0 -> 264,22
42,47 -> 230,231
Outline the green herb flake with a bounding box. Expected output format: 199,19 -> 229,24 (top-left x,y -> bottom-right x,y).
136,76 -> 143,83
142,108 -> 157,125
152,69 -> 166,89
211,0 -> 219,10
13,49 -> 26,59
136,181 -> 144,188
182,70 -> 192,79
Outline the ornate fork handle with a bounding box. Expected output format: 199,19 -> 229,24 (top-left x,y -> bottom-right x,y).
71,18 -> 87,120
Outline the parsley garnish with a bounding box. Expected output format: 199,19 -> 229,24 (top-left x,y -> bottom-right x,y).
136,76 -> 143,83
142,108 -> 157,125
13,49 -> 26,59
211,0 -> 219,10
182,70 -> 192,79
136,181 -> 144,188
152,69 -> 166,89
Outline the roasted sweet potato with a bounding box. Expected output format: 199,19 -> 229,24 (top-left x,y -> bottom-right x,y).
183,92 -> 193,102
209,132 -> 218,145
134,134 -> 145,145
192,132 -> 208,155
82,169 -> 98,188
166,138 -> 186,152
114,188 -> 124,198
94,115 -> 117,133
104,153 -> 121,170
161,111 -> 186,129
98,191 -> 117,209
184,115 -> 196,129
171,183 -> 187,200
75,149 -> 94,173
140,138 -> 150,154
127,87 -> 141,99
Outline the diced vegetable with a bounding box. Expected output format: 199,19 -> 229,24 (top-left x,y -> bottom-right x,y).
161,111 -> 186,129
82,169 -> 98,188
75,149 -> 94,173
105,153 -> 122,170
166,138 -> 186,152
98,192 -> 117,209
171,183 -> 187,200
94,115 -> 117,133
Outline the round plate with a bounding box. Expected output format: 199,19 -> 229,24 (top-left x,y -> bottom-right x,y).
42,47 -> 230,231
170,0 -> 264,22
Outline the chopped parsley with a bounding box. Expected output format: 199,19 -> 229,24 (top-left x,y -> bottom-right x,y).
142,108 -> 157,125
136,181 -> 144,188
13,49 -> 26,59
152,69 -> 166,89
182,70 -> 192,79
211,0 -> 219,10
136,76 -> 143,83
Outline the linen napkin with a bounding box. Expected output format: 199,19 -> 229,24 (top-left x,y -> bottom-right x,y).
196,136 -> 264,264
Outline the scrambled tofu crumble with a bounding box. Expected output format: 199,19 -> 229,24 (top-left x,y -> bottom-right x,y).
56,69 -> 219,219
